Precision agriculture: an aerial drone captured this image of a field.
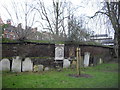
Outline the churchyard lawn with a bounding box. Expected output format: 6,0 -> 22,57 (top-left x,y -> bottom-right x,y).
2,62 -> 118,88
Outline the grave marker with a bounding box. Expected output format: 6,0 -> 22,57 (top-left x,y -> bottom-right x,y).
55,44 -> 64,60
12,56 -> 22,72
22,58 -> 33,72
63,59 -> 70,68
84,52 -> 90,67
0,59 -> 10,71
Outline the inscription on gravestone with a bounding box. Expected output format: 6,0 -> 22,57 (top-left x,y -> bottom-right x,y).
55,44 -> 64,60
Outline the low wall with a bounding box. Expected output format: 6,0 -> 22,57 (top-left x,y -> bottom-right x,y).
1,42 -> 114,65
2,42 -> 55,57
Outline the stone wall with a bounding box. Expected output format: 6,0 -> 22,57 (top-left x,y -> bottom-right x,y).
65,44 -> 113,62
2,42 -> 114,63
2,42 -> 55,57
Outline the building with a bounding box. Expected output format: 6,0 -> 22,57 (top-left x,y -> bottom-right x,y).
3,19 -> 17,40
0,17 -> 4,39
3,19 -> 38,40
90,34 -> 114,45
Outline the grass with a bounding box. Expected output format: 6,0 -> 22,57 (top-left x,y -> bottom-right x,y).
2,62 -> 118,88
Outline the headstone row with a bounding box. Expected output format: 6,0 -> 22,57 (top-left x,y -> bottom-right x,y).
0,57 -> 45,72
0,49 -> 102,72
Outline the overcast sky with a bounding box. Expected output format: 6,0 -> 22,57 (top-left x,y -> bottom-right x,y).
0,0 -> 114,38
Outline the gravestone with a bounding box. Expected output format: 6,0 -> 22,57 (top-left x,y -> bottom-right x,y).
99,58 -> 103,64
0,59 -> 10,71
83,52 -> 90,67
12,56 -> 22,72
63,59 -> 70,68
55,44 -> 64,60
34,65 -> 44,72
33,65 -> 39,72
93,56 -> 97,66
71,60 -> 76,69
44,67 -> 49,71
38,65 -> 44,71
22,58 -> 33,72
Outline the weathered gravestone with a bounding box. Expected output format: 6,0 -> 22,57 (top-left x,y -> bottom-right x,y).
55,44 -> 64,60
0,59 -> 10,71
84,52 -> 90,67
99,58 -> 103,64
22,58 -> 33,72
93,56 -> 97,66
80,56 -> 84,67
12,56 -> 22,72
71,60 -> 76,69
44,67 -> 49,71
34,65 -> 44,72
63,59 -> 70,68
33,65 -> 39,72
38,65 -> 44,71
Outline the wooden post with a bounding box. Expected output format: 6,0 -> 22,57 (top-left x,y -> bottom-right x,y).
76,48 -> 81,75
79,48 -> 81,75
76,48 -> 79,75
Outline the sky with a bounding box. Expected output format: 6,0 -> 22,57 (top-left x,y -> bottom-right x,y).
0,0 -> 114,38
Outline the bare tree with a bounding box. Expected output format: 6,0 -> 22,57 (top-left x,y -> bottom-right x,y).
33,0 -> 68,41
90,1 -> 119,58
68,14 -> 90,41
2,0 -> 37,41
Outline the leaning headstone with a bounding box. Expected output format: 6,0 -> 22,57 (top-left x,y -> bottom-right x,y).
12,56 -> 22,72
22,58 -> 33,72
44,67 -> 49,71
83,52 -> 90,67
55,44 -> 64,61
63,59 -> 70,68
0,59 -> 10,71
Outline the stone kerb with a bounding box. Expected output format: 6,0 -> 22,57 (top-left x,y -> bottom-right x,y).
12,56 -> 22,72
0,59 -> 10,71
22,58 -> 33,72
